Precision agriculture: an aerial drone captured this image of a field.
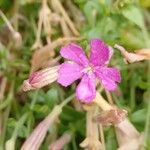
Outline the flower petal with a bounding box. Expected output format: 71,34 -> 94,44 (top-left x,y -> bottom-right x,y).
76,73 -> 96,103
95,67 -> 121,91
105,46 -> 114,65
89,39 -> 110,66
60,43 -> 89,66
57,62 -> 83,87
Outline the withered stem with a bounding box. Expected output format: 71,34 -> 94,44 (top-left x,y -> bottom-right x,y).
51,0 -> 79,36
94,93 -> 113,111
105,90 -> 114,105
99,125 -> 106,150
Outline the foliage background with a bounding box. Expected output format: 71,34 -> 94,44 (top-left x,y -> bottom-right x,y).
0,0 -> 150,149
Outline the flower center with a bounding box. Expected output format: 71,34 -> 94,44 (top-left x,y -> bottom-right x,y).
82,64 -> 94,74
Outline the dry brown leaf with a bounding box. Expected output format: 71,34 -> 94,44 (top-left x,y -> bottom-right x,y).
30,46 -> 55,73
93,109 -> 127,125
39,56 -> 61,69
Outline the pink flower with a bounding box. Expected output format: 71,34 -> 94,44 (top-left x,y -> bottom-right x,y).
58,39 -> 121,103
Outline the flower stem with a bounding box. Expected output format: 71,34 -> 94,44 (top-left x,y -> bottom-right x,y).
99,124 -> 106,150
0,10 -> 15,33
5,113 -> 28,150
30,90 -> 39,110
59,93 -> 75,108
0,82 -> 14,149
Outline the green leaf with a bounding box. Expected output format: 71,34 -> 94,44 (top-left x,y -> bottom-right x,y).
122,5 -> 144,28
60,106 -> 84,123
106,127 -> 118,150
83,0 -> 104,26
32,104 -> 49,116
45,88 -> 60,108
138,80 -> 149,89
18,125 -> 28,138
130,109 -> 147,123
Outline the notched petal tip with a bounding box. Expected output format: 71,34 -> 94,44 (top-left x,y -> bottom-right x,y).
60,43 -> 89,66
89,38 -> 110,66
95,67 -> 121,91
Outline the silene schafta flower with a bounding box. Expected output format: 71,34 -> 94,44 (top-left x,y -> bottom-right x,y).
58,39 -> 121,103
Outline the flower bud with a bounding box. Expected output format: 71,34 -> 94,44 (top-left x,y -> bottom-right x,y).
115,119 -> 143,150
49,132 -> 71,150
21,105 -> 62,150
115,44 -> 150,63
22,66 -> 59,91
